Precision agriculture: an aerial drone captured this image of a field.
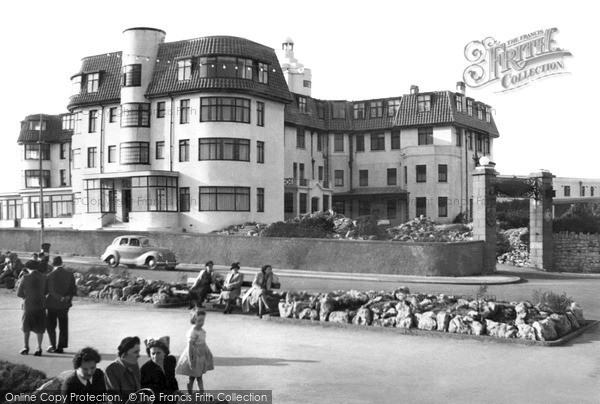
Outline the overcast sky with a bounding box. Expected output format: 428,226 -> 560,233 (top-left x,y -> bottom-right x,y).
0,0 -> 597,193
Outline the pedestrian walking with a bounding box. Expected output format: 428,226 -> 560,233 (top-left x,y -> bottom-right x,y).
175,309 -> 213,393
17,260 -> 47,356
46,256 -> 77,354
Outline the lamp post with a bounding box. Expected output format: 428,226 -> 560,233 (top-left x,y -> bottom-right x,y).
38,113 -> 45,246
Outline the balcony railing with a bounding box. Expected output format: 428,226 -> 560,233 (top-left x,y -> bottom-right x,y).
285,178 -> 332,189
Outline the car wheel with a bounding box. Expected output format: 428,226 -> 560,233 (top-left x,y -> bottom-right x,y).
146,257 -> 158,270
106,256 -> 119,268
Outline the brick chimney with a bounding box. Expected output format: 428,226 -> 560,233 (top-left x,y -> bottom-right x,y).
410,85 -> 419,94
456,81 -> 466,95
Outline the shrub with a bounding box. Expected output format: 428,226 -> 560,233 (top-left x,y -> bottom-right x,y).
553,203 -> 600,234
496,229 -> 511,257
354,215 -> 384,239
496,199 -> 529,230
0,360 -> 48,392
261,215 -> 334,238
531,289 -> 573,314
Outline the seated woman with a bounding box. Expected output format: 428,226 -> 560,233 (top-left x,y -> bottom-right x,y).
105,336 -> 142,401
241,265 -> 281,317
219,262 -> 244,314
141,337 -> 178,403
61,347 -> 107,401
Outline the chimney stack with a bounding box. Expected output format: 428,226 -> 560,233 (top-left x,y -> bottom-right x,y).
456,81 -> 466,95
410,85 -> 419,95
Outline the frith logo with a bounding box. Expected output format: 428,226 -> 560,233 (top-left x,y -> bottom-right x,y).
463,28 -> 572,92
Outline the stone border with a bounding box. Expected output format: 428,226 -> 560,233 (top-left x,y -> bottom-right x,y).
262,316 -> 599,347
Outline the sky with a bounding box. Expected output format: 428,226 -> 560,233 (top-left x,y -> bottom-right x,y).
0,0 -> 598,193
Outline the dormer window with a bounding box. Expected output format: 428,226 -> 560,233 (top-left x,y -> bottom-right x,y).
298,96 -> 307,113
122,64 -> 142,87
332,102 -> 346,119
370,101 -> 383,118
486,107 -> 492,122
62,115 -> 74,130
199,56 -> 253,79
71,75 -> 82,96
467,99 -> 473,116
455,95 -> 463,112
387,99 -> 401,117
353,102 -> 365,119
258,62 -> 269,84
178,59 -> 192,81
417,94 -> 431,112
477,104 -> 483,120
28,120 -> 47,131
87,73 -> 99,93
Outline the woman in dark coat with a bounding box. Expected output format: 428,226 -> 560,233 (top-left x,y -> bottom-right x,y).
220,262 -> 244,314
141,337 -> 178,403
17,260 -> 47,356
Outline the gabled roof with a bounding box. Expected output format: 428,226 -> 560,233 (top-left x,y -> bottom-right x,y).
18,114 -> 72,144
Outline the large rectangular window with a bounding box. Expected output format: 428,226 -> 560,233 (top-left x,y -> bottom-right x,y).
121,64 -> 142,87
121,103 -> 150,127
257,188 -> 264,212
299,193 -> 307,214
179,139 -> 190,162
89,110 -> 98,132
417,94 -> 431,112
198,138 -> 250,161
296,129 -> 305,149
199,187 -> 250,211
353,102 -> 365,119
199,56 -> 253,79
416,165 -> 427,183
179,187 -> 190,212
370,101 -> 383,118
438,197 -> 448,217
200,97 -> 251,123
257,101 -> 265,126
334,170 -> 344,187
156,141 -> 164,160
25,170 -> 50,188
24,144 -> 50,160
370,133 -> 385,151
120,142 -> 149,164
416,197 -> 427,217
356,134 -> 364,152
177,59 -> 192,81
257,141 -> 264,164
84,179 -> 115,213
418,127 -> 433,145
157,102 -> 166,119
438,164 -> 448,182
359,170 -> 368,186
387,168 -> 397,186
87,147 -> 97,168
50,195 -> 73,217
108,145 -> 116,163
334,134 -> 344,152
180,99 -> 190,124
62,114 -> 74,130
131,176 -> 178,212
391,131 -> 400,150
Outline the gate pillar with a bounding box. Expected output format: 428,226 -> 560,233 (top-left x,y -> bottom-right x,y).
529,170 -> 554,271
472,165 -> 497,274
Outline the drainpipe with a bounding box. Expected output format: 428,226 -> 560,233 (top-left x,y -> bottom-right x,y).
169,95 -> 175,172
99,104 -> 105,173
465,129 -> 469,220
348,133 -> 353,215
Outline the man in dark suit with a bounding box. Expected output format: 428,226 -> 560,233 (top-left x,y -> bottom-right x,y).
61,347 -> 107,403
189,260 -> 215,308
46,256 -> 77,354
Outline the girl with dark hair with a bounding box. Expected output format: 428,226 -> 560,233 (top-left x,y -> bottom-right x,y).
61,347 -> 107,400
141,336 -> 179,402
105,336 -> 142,401
241,265 -> 279,317
175,309 -> 214,393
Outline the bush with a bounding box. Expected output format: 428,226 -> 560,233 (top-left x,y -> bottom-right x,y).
553,203 -> 600,234
354,215 -> 384,239
496,229 -> 512,257
261,215 -> 334,238
0,360 -> 48,392
496,199 -> 529,230
531,290 -> 573,314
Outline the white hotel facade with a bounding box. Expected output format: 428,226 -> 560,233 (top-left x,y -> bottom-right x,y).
1,27 -> 509,233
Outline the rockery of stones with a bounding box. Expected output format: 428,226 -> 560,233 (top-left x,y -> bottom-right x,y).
277,288 -> 586,342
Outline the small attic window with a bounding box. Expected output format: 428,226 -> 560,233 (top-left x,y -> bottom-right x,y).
417,94 -> 431,112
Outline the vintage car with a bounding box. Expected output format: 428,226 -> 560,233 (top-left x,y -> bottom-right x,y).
101,235 -> 178,270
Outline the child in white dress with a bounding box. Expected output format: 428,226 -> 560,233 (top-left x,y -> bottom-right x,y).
175,308 -> 214,393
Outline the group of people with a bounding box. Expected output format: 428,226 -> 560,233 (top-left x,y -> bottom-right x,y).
61,308 -> 212,403
12,252 -> 77,356
188,261 -> 282,317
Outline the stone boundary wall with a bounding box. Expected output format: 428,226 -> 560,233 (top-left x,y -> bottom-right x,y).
553,232 -> 600,273
0,229 -> 487,276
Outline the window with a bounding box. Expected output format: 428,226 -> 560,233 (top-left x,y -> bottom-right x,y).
89,110 -> 98,132
120,142 -> 149,164
87,147 -> 97,168
581,186 -> 586,197
71,76 -> 82,96
467,99 -> 473,116
467,131 -> 473,150
60,143 -> 68,160
199,187 -> 250,211
387,168 -> 397,186
87,73 -> 99,93
28,195 -> 51,219
72,148 -> 81,169
417,94 -> 431,112
298,96 -> 307,113
130,176 -> 178,212
109,107 -> 118,123
284,193 -> 294,213
332,102 -> 346,119
438,164 -> 448,182
564,186 -> 570,197
477,104 -> 483,120
416,197 -> 427,217
359,170 -> 368,186
456,128 -> 462,147
60,170 -> 67,186
334,134 -> 344,152
180,99 -> 190,124
317,133 -> 323,151
358,200 -> 371,216
318,166 -> 324,181
303,80 -> 311,88
356,134 -> 364,152
438,197 -> 448,217
120,103 -> 150,127
179,140 -> 190,162
50,195 -> 73,217
199,56 -> 253,79
62,114 -> 74,130
108,145 -> 116,163
323,195 -> 330,211
371,133 -> 385,151
353,102 -> 365,119
318,103 -> 325,119
121,64 -> 141,87
592,187 -> 595,197
177,59 -> 192,81
299,193 -> 307,214
200,97 -> 251,123
257,141 -> 264,163
296,129 -> 305,149
258,62 -> 269,84
486,107 -> 492,122
157,102 -> 166,119
299,163 -> 305,179
404,166 -> 407,184
387,200 -> 396,219
387,99 -> 401,117
476,133 -> 483,152
199,138 -> 250,161
455,95 -> 463,112
24,144 -> 50,160
484,136 -> 490,155
418,127 -> 433,145
257,101 -> 264,126
25,170 -> 50,188
257,188 -> 265,212
334,170 -> 344,187
179,187 -> 190,212
416,165 -> 427,183
391,131 -> 400,150
370,101 -> 383,118
28,120 -> 47,130
156,141 -> 164,160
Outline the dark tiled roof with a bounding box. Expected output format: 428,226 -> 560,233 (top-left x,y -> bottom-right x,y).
67,53 -> 123,110
284,91 -> 499,137
146,36 -> 292,102
18,114 -> 72,144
